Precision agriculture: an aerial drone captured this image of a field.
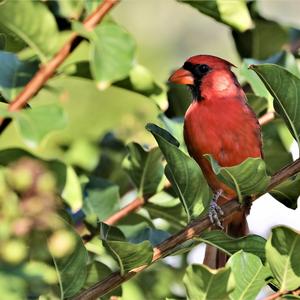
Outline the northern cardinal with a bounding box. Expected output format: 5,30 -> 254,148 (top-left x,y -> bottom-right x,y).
169,55 -> 262,267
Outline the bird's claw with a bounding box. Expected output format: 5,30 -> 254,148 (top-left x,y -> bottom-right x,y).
208,190 -> 224,229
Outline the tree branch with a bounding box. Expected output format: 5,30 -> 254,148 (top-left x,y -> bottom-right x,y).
73,158 -> 300,300
0,0 -> 119,131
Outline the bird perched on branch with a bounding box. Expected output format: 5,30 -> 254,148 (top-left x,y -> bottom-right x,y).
169,55 -> 262,268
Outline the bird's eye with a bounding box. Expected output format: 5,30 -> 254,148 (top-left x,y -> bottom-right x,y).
194,64 -> 210,76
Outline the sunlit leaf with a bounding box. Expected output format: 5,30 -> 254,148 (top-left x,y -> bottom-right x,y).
180,0 -> 252,32
0,0 -> 60,61
123,143 -> 164,196
205,155 -> 270,201
146,123 -> 211,222
90,22 -> 136,88
183,264 -> 234,300
266,226 -> 300,291
227,251 -> 270,300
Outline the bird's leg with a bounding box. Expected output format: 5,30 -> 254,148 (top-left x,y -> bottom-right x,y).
208,189 -> 224,229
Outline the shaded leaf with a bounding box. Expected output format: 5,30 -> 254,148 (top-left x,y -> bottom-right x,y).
270,174 -> 300,210
51,218 -> 89,298
129,227 -> 171,246
205,155 -> 270,201
266,226 -> 300,291
233,17 -> 288,60
250,64 -> 300,150
184,264 -> 234,300
48,0 -> 85,19
123,143 -> 164,196
100,223 -> 153,275
227,251 -> 271,300
0,51 -> 39,101
246,93 -> 268,117
146,123 -> 211,222
198,230 -> 266,262
83,177 -> 120,221
180,0 -> 252,32
0,0 -> 60,61
0,34 -> 5,50
165,82 -> 191,117
263,120 -> 293,174
90,22 -> 135,88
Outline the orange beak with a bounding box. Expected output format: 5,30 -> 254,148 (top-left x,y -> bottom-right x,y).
169,68 -> 194,85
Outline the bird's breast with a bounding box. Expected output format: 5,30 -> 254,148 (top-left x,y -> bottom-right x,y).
184,98 -> 262,168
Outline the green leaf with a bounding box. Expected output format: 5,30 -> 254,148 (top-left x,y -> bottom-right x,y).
62,166 -> 83,212
146,123 -> 211,222
129,227 -> 171,246
82,177 -> 120,221
233,17 -> 288,60
90,22 -> 136,88
198,231 -> 267,262
246,93 -> 268,117
227,251 -> 270,300
0,34 -> 5,50
266,226 -> 300,291
0,0 -> 60,61
270,174 -> 300,209
51,218 -> 89,298
0,271 -> 26,300
100,223 -> 153,275
183,264 -> 235,300
180,0 -> 252,32
0,51 -> 39,101
250,64 -> 300,151
205,155 -> 270,201
263,121 -> 293,175
159,114 -> 187,153
15,104 -> 67,147
123,143 -> 164,196
166,82 -> 192,117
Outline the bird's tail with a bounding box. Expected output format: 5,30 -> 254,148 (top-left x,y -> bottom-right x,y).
203,210 -> 249,268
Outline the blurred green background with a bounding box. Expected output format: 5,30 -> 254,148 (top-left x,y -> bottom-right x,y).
1,0 -> 299,163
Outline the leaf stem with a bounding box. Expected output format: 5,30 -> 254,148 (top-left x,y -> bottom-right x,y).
72,158 -> 300,300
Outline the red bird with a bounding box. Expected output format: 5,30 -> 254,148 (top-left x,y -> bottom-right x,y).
169,55 -> 262,267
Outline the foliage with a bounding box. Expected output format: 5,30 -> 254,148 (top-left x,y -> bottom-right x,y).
0,0 -> 300,299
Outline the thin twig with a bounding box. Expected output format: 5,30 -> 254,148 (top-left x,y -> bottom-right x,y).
72,158 -> 300,300
104,197 -> 145,225
262,288 -> 300,300
0,0 -> 119,131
